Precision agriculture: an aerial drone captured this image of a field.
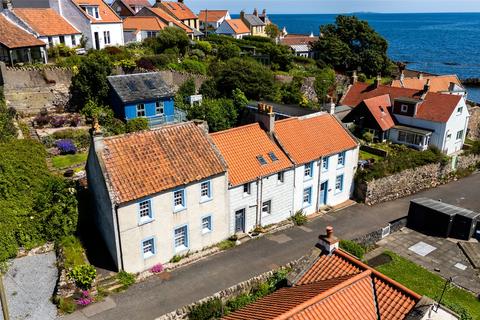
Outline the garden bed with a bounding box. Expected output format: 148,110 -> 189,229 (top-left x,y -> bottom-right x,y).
52,153 -> 88,170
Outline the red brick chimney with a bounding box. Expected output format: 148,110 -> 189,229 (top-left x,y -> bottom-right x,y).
318,226 -> 339,254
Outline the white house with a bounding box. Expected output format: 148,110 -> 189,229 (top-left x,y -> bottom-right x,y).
123,16 -> 165,43
198,9 -> 230,32
50,0 -> 124,49
3,8 -> 82,49
274,113 -> 360,215
215,19 -> 250,39
86,122 -> 230,273
211,107 -> 295,234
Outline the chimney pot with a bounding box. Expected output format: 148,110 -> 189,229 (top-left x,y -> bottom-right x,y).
418,73 -> 423,80
318,226 -> 339,254
326,226 -> 333,238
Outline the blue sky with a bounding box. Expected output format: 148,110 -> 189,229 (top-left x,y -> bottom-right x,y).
188,0 -> 480,14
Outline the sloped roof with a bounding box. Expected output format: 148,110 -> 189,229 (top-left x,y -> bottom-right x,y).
0,14 -> 45,49
72,0 -> 122,23
280,34 -> 318,46
225,19 -> 250,35
415,92 -> 462,123
142,7 -> 193,33
155,0 -> 197,20
12,8 -> 80,36
122,0 -> 150,6
274,113 -> 358,165
198,10 -> 228,22
391,75 -> 464,93
107,72 -> 174,104
242,13 -> 264,26
123,16 -> 166,32
363,94 -> 395,131
211,123 -> 293,186
101,122 -> 227,204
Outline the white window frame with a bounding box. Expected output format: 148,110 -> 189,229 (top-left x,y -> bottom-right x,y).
322,156 -> 329,172
243,183 -> 251,196
401,104 -> 408,113
457,106 -> 463,114
262,200 -> 271,216
456,130 -> 464,141
136,103 -> 145,117
85,6 -> 100,19
103,31 -> 111,45
335,175 -> 344,194
174,225 -> 188,251
304,162 -> 313,179
138,199 -> 153,224
71,35 -> 76,46
155,101 -> 164,115
173,189 -> 186,212
142,237 -> 155,259
201,216 -> 212,234
337,152 -> 346,167
277,171 -> 284,183
303,187 -> 312,208
200,180 -> 212,202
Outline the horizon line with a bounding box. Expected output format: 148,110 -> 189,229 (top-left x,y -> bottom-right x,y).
229,11 -> 480,15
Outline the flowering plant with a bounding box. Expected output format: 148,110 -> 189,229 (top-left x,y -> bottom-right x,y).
76,290 -> 94,306
150,263 -> 164,274
56,139 -> 77,155
50,116 -> 66,128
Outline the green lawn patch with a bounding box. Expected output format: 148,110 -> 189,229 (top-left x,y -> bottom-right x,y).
359,150 -> 383,162
376,251 -> 480,319
52,153 -> 87,169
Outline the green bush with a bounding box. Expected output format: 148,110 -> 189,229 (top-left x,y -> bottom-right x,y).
126,118 -> 149,133
117,271 -> 136,288
225,293 -> 253,312
170,255 -> 182,263
58,236 -> 85,269
52,129 -> 90,150
69,264 -> 96,289
469,140 -> 480,155
0,86 -> 17,142
362,131 -> 374,143
57,296 -> 76,314
339,240 -> 366,259
290,210 -> 308,226
188,298 -> 223,320
217,239 -> 236,250
48,44 -> 75,58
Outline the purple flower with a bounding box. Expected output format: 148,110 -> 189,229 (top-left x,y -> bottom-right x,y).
50,116 -> 66,128
75,290 -> 93,306
150,263 -> 164,274
56,139 -> 77,155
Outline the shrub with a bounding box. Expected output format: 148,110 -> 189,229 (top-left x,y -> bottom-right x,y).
57,296 -> 76,314
34,114 -> 52,127
217,239 -> 236,251
188,298 -> 223,320
56,139 -> 77,155
58,236 -> 85,269
469,140 -> 480,155
0,87 -> 17,142
176,58 -> 207,75
69,264 -> 97,289
150,263 -> 164,274
75,290 -> 94,306
290,210 -> 308,226
339,240 -> 366,259
362,131 -> 374,143
117,270 -> 136,287
50,116 -> 66,128
48,44 -> 75,58
68,114 -> 82,127
225,293 -> 253,312
126,118 -> 149,133
170,255 -> 182,263
52,129 -> 90,150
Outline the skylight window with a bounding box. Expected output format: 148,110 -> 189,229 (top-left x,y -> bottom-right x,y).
268,151 -> 278,162
144,79 -> 156,89
127,81 -> 138,91
256,155 -> 267,165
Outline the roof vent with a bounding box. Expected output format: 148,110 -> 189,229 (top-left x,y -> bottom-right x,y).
268,151 -> 278,162
256,155 -> 267,165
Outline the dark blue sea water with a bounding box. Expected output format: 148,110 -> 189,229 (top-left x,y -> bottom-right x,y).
267,13 -> 480,102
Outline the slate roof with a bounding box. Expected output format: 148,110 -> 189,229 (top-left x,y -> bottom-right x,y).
242,13 -> 265,26
363,94 -> 395,131
198,10 -> 228,22
11,0 -> 49,8
210,123 -> 293,187
274,113 -> 358,165
107,72 -> 174,104
101,122 -> 227,204
0,14 -> 45,49
12,8 -> 81,36
224,249 -> 421,320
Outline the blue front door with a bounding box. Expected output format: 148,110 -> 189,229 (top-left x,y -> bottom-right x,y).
319,181 -> 328,206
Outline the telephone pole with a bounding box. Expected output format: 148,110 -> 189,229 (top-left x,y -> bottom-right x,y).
0,274 -> 10,320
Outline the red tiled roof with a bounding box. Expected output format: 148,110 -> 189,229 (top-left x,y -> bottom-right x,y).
198,10 -> 228,22
211,123 -> 293,186
142,7 -> 193,33
123,16 -> 166,32
13,8 -> 80,36
122,0 -> 151,7
101,122 -> 226,204
155,1 -> 197,20
274,113 -> 358,165
363,94 -> 395,131
225,19 -> 250,35
0,15 -> 45,49
416,92 -> 462,123
341,82 -> 422,108
280,35 -> 318,46
391,75 -> 462,93
73,0 -> 122,23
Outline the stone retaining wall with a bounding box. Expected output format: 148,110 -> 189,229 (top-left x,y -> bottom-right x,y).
467,105 -> 480,139
352,217 -> 407,247
357,154 -> 480,205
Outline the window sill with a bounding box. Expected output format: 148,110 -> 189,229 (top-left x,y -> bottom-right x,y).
138,217 -> 154,226
202,229 -> 212,235
303,203 -> 312,209
143,252 -> 155,260
174,206 -> 186,213
321,168 -> 328,173
337,164 -> 345,170
242,193 -> 251,198
303,176 -> 313,182
200,197 -> 213,204
334,189 -> 343,195
175,245 -> 188,253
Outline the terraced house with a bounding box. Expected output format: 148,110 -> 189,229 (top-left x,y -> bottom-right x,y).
87,122 -> 230,273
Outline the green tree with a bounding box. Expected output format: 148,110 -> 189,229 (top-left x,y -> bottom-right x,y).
0,87 -> 16,142
69,51 -> 113,110
217,43 -> 241,60
314,67 -> 336,105
187,98 -> 237,132
174,78 -> 196,110
265,23 -> 280,39
144,27 -> 190,55
126,118 -> 149,133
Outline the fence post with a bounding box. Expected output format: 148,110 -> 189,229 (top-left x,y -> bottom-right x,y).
0,274 -> 10,320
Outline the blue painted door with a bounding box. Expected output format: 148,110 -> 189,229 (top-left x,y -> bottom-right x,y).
319,181 -> 328,206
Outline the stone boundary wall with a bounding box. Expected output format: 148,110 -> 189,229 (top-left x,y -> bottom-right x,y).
352,217 -> 407,247
360,145 -> 389,158
467,104 -> 480,139
357,154 -> 480,205
156,261 -> 299,320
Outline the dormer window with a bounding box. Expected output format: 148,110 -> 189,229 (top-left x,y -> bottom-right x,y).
83,6 -> 100,19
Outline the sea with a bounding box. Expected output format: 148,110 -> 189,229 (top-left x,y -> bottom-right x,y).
265,13 -> 480,102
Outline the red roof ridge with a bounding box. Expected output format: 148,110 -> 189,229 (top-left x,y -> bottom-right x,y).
334,249 -> 422,300
209,122 -> 260,136
103,121 -> 191,142
275,270 -> 373,320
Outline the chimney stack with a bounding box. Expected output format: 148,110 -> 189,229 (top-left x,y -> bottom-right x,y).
318,226 -> 339,254
256,103 -> 275,136
352,70 -> 358,84
423,79 -> 431,93
240,10 -> 245,20
374,74 -> 381,88
253,8 -> 258,16
2,0 -> 12,9
418,73 -> 423,80
329,97 -> 335,115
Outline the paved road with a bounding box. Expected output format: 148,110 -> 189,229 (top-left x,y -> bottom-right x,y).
64,173 -> 480,320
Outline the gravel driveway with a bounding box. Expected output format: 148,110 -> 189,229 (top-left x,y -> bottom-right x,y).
0,252 -> 58,320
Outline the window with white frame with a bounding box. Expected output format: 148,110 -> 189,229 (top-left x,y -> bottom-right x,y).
71,35 -> 76,46
136,104 -> 145,117
138,199 -> 152,223
322,156 -> 329,171
337,152 -> 345,166
401,104 -> 408,113
457,106 -> 463,114
200,181 -> 211,201
173,189 -> 185,211
103,31 -> 111,45
147,31 -> 157,38
202,216 -> 212,234
48,36 -> 53,47
243,183 -> 251,195
262,200 -> 271,215
174,225 -> 188,250
155,101 -> 164,115
277,171 -> 284,183
142,238 -> 155,258
304,162 -> 313,178
303,187 -> 312,207
456,130 -> 464,140
335,175 -> 344,193
83,6 -> 100,19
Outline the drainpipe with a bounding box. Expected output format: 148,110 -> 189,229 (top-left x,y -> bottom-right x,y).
255,178 -> 261,228
258,178 -> 264,227
315,158 -> 323,213
114,204 -> 125,271
291,165 -> 296,216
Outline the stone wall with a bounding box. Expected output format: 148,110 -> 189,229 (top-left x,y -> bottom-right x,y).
352,217 -> 407,247
274,75 -> 318,103
357,154 -> 480,205
467,104 -> 480,139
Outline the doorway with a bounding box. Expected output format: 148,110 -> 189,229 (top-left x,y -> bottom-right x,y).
94,32 -> 100,49
235,209 -> 246,233
319,181 -> 328,206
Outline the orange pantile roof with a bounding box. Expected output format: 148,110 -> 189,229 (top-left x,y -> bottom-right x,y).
142,7 -> 193,33
280,35 -> 318,46
123,16 -> 166,32
73,0 -> 122,23
0,15 -> 45,49
416,92 -> 462,123
198,10 -> 228,22
12,8 -> 80,36
225,248 -> 421,320
211,123 -> 293,186
274,113 -> 358,165
363,94 -> 395,131
101,122 -> 226,204
122,0 -> 151,7
225,19 -> 250,34
391,75 -> 463,93
155,1 -> 197,20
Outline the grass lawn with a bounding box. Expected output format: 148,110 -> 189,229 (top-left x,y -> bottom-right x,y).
376,251 -> 480,319
52,153 -> 87,169
359,150 -> 384,162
